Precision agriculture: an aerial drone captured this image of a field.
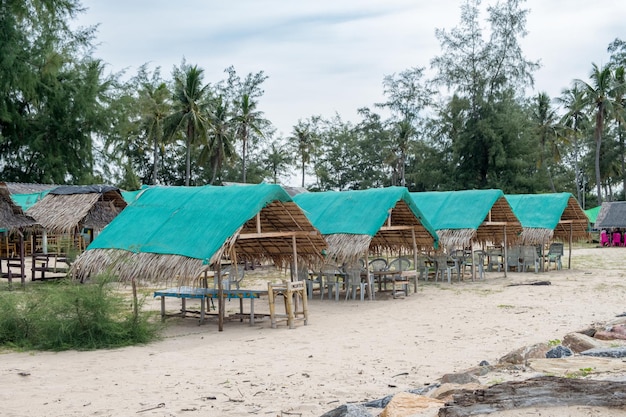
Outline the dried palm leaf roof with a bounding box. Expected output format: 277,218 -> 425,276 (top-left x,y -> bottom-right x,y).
595,201 -> 626,229
506,193 -> 589,244
27,185 -> 126,234
411,190 -> 522,249
293,187 -> 438,263
0,185 -> 38,232
71,184 -> 326,284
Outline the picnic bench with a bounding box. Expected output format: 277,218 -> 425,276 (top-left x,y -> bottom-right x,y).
153,287 -> 268,325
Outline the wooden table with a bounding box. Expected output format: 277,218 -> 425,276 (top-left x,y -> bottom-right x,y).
153,287 -> 267,325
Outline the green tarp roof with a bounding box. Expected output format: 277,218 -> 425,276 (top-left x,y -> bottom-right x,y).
585,206 -> 601,224
121,185 -> 150,204
293,187 -> 437,239
410,189 -> 504,230
505,193 -> 573,229
88,183 -> 292,261
10,191 -> 50,211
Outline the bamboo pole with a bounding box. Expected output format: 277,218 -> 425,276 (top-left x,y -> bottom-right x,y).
502,224 -> 509,278
218,262 -> 224,331
569,222 -> 573,269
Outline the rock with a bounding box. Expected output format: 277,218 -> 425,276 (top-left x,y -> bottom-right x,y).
498,342 -> 550,365
563,332 -> 605,353
580,347 -> 626,358
379,392 -> 445,417
430,382 -> 485,402
576,327 -> 597,337
609,324 -> 626,336
545,345 -> 572,358
319,403 -> 374,417
440,371 -> 480,385
594,330 -> 626,341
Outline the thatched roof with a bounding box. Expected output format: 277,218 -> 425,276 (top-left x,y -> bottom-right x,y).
293,187 -> 438,263
506,193 -> 589,244
0,185 -> 38,232
411,190 -> 522,249
71,184 -> 326,284
26,185 -> 126,234
595,201 -> 626,229
1,182 -> 57,195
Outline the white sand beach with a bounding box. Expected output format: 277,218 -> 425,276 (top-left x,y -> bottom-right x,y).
2,245 -> 626,417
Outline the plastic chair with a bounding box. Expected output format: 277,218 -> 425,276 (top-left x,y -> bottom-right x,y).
545,243 -> 564,270
600,230 -> 609,247
344,267 -> 369,301
612,232 -> 622,247
486,248 -> 503,272
386,257 -> 412,297
368,258 -> 388,291
434,254 -> 454,283
219,264 -> 245,290
296,264 -> 321,299
320,264 -> 341,301
520,246 -> 540,272
507,246 -> 521,272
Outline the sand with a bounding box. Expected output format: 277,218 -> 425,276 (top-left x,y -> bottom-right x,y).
2,245 -> 626,417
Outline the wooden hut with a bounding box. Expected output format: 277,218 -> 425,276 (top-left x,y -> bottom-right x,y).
0,184 -> 39,285
70,183 -> 327,330
410,189 -> 522,277
26,185 -> 127,254
505,194 -> 589,270
293,187 -> 439,295
294,187 -> 438,261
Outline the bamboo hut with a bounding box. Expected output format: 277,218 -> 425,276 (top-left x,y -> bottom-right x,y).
505,193 -> 589,269
410,189 -> 522,277
0,184 -> 39,285
26,185 -> 127,254
293,187 -> 438,263
70,183 -> 327,330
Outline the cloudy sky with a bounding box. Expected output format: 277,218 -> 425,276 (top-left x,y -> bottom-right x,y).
77,0 -> 626,138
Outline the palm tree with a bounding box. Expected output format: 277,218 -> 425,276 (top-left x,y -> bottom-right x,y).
609,66 -> 626,195
204,95 -> 235,184
290,121 -> 316,187
137,81 -> 170,184
263,142 -> 292,184
391,119 -> 416,187
531,92 -> 560,192
165,64 -> 211,186
232,93 -> 265,183
556,85 -> 589,203
576,63 -> 617,205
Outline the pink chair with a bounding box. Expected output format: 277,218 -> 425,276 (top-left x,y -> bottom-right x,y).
612,232 -> 622,247
600,230 -> 609,247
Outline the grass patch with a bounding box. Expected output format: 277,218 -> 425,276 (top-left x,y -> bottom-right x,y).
0,275 -> 161,351
497,304 -> 515,309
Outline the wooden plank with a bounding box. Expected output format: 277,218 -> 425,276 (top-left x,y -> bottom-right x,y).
236,231 -> 320,239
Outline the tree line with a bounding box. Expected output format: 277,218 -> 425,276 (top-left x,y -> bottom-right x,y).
2,0 -> 626,208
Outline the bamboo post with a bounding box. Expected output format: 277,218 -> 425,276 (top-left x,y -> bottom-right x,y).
503,225 -> 508,278
412,228 -> 418,292
218,262 -> 224,331
569,222 -> 573,269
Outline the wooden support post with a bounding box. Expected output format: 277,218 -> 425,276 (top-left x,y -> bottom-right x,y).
217,262 -> 224,331
503,225 -> 508,278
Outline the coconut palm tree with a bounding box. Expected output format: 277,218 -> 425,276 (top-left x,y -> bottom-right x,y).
556,85 -> 589,203
137,80 -> 170,184
576,63 -> 617,205
204,95 -> 235,184
290,121 -> 316,188
263,142 -> 292,184
232,93 -> 266,183
531,92 -> 560,192
165,64 -> 212,186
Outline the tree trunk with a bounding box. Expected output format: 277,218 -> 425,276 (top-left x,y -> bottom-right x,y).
242,126 -> 248,183
594,110 -> 604,205
439,376 -> 626,417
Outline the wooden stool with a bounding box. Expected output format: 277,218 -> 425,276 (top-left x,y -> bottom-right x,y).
267,280 -> 308,329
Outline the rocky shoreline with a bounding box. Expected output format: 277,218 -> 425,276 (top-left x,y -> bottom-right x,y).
321,314 -> 626,417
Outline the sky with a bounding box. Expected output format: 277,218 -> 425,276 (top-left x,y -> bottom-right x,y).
76,0 -> 626,147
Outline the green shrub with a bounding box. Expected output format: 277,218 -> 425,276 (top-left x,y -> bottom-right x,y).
0,276 -> 161,351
